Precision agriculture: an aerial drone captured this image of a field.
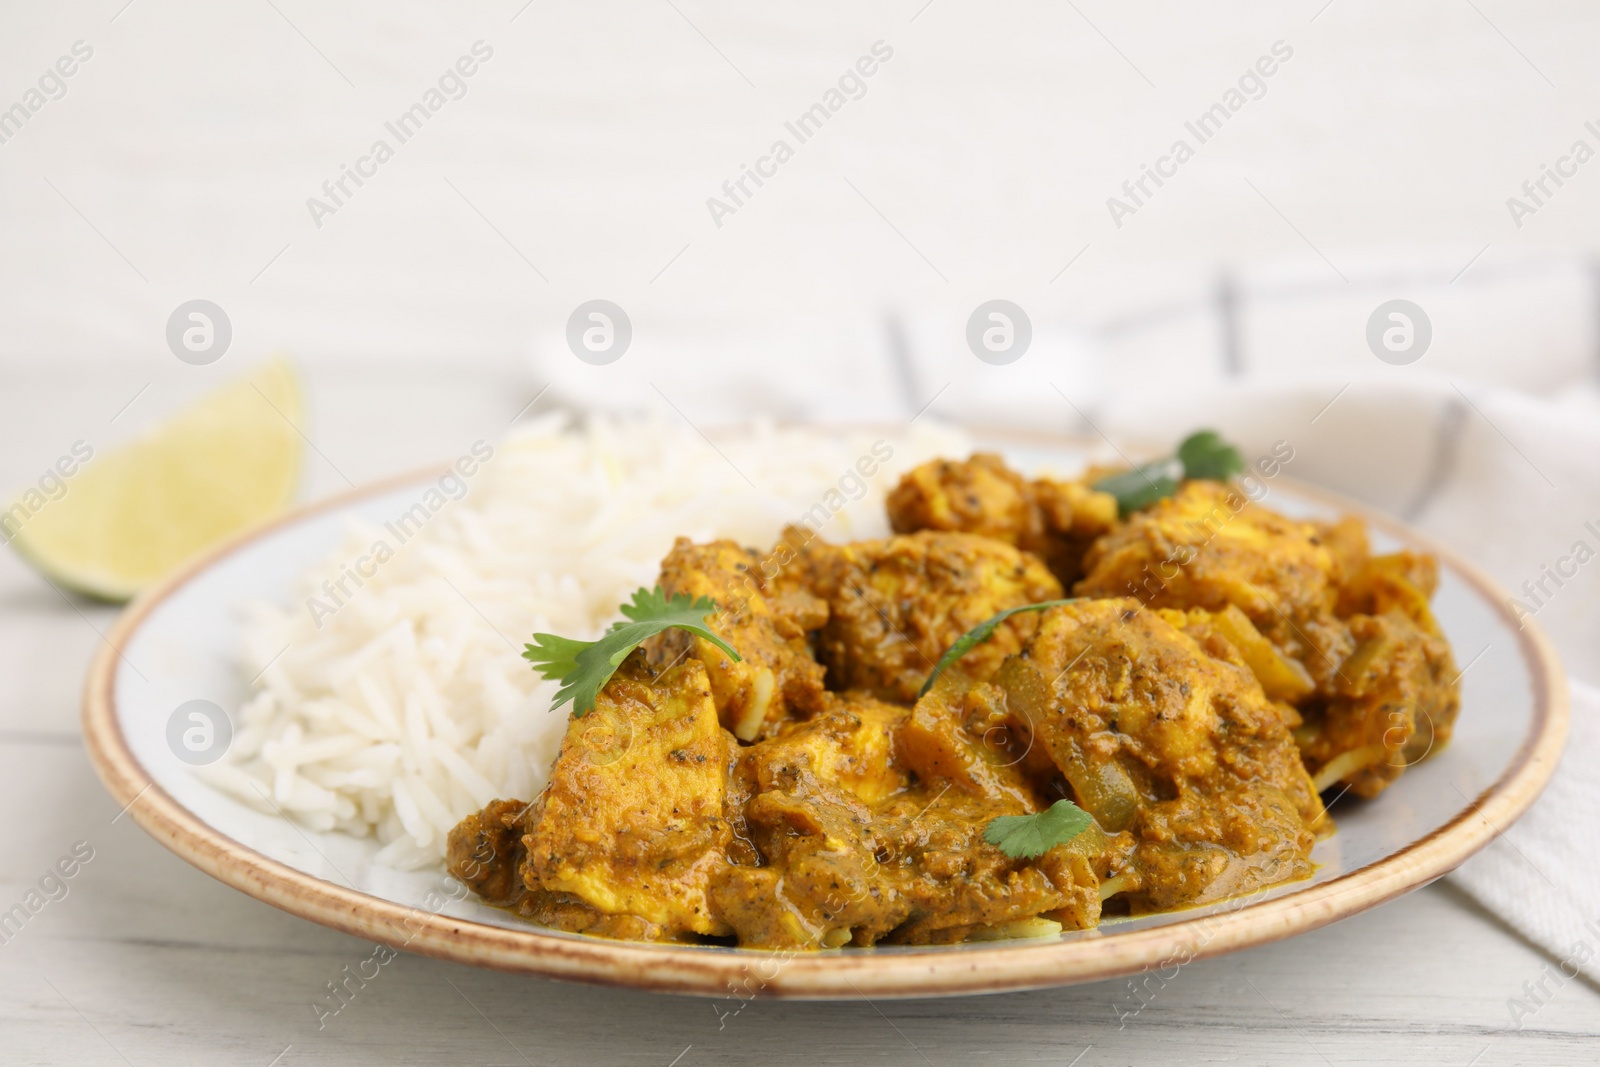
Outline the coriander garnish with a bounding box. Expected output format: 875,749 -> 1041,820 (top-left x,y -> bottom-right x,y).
984,799 -> 1095,860
1092,429 -> 1245,516
523,586 -> 740,717
917,598 -> 1080,698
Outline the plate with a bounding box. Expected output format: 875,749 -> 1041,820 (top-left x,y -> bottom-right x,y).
82,439 -> 1568,999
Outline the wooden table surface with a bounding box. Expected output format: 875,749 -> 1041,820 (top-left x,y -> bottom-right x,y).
2,367 -> 1597,1066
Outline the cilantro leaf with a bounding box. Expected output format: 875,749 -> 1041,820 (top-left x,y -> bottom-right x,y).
917,598 -> 1080,698
1091,460 -> 1180,517
1177,429 -> 1245,482
520,632 -> 588,681
984,799 -> 1094,860
523,586 -> 741,717
1092,429 -> 1245,516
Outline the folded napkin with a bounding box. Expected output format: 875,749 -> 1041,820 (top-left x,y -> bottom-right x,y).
1451,681 -> 1599,991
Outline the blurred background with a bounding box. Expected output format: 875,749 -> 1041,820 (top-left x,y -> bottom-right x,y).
5,2 -> 1600,1062
6,0 -> 1599,665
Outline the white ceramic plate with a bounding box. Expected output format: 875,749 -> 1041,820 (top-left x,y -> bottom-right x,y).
83,439 -> 1567,998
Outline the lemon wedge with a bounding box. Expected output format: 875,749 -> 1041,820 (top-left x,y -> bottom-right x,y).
5,358 -> 305,600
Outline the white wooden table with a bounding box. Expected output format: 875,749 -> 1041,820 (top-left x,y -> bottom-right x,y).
1,367 -> 1596,1066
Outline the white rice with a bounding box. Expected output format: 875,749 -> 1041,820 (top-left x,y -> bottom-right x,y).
207,416 -> 969,870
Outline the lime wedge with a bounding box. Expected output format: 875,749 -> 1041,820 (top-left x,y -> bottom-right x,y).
5,358 -> 305,600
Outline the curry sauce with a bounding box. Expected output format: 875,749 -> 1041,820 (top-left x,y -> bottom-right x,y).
446,455 -> 1460,950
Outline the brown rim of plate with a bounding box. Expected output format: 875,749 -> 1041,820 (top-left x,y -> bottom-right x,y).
81,450 -> 1569,1000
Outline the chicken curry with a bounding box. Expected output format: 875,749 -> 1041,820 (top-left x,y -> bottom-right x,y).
446,446 -> 1460,950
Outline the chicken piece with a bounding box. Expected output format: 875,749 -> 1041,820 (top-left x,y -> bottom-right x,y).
1298,611 -> 1460,799
712,694 -> 916,949
1337,551 -> 1443,631
1075,480 -> 1340,646
1167,604 -> 1316,706
445,796 -> 684,939
886,452 -> 1039,544
1073,485 -> 1462,799
515,889 -> 674,941
1287,548 -> 1459,799
885,453 -> 1118,585
794,530 -> 1064,703
1125,784 -> 1315,912
519,656 -> 736,938
871,785 -> 1120,944
758,692 -> 912,806
714,745 -> 1118,948
998,598 -> 1324,911
715,677 -> 1120,949
1314,515 -> 1372,588
652,537 -> 828,740
896,670 -> 1046,809
1030,478 -> 1123,585
711,751 -> 910,950
1287,613 -> 1360,699
446,797 -> 533,907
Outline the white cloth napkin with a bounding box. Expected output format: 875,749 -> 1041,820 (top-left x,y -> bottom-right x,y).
1451,681 -> 1600,987
533,249 -> 1600,980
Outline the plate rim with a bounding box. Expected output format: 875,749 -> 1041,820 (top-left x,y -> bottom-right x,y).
81,446 -> 1570,999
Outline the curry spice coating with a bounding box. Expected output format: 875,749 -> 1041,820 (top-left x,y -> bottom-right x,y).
446,455 -> 1461,949
518,656 -> 736,939
998,598 -> 1325,912
1074,481 -> 1460,798
795,529 -> 1064,703
1075,480 -> 1340,639
651,537 -> 828,741
886,452 -> 1119,585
